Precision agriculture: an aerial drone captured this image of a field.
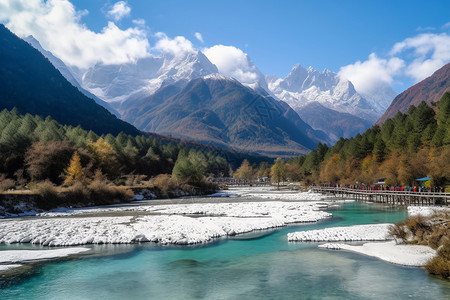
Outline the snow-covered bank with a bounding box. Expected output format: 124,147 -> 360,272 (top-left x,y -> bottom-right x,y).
0,264 -> 21,271
0,248 -> 91,263
38,199 -> 329,217
319,241 -> 436,266
0,202 -> 331,246
290,223 -> 438,267
287,224 -> 392,242
407,206 -> 450,217
236,188 -> 327,201
0,248 -> 90,272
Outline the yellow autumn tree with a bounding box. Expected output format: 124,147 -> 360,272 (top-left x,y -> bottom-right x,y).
64,151 -> 83,185
233,159 -> 254,179
87,137 -> 119,177
270,158 -> 286,189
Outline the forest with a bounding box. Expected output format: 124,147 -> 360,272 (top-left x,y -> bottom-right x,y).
233,93 -> 450,189
0,108 -> 232,207
288,92 -> 450,188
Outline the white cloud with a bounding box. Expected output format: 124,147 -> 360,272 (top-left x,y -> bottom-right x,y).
0,0 -> 150,69
339,53 -> 404,97
154,32 -> 195,56
107,1 -> 131,22
194,32 -> 204,43
340,31 -> 450,96
203,45 -> 260,84
132,18 -> 146,27
390,33 -> 450,81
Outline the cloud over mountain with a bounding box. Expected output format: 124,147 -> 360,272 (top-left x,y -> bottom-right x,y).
0,0 -> 150,69
203,45 -> 261,84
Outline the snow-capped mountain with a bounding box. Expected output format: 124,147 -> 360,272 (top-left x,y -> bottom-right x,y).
81,51 -> 218,104
267,64 -> 380,123
23,36 -> 119,116
119,73 -> 326,156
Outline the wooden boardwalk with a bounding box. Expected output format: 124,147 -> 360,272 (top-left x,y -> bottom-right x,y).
311,186 -> 450,206
213,178 -> 272,187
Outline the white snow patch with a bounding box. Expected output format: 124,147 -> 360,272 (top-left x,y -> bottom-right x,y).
0,264 -> 22,271
407,206 -> 449,217
0,202 -> 331,246
0,248 -> 90,264
288,224 -> 392,242
319,241 -> 436,266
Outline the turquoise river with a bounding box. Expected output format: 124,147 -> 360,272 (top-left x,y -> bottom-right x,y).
1,201 -> 449,299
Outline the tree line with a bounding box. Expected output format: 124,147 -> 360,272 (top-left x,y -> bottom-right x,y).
232,93 -> 450,189
0,108 -> 230,191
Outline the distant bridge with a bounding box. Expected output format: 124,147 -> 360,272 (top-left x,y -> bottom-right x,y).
311,186 -> 450,206
213,178 -> 272,187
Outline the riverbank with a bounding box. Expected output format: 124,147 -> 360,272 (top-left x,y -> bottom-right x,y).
0,182 -> 217,218
288,205 -> 449,268
0,187 -> 446,279
0,194 -> 332,246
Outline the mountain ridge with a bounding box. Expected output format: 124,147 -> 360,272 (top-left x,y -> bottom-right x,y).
0,24 -> 139,136
120,74 -> 326,156
377,63 -> 450,124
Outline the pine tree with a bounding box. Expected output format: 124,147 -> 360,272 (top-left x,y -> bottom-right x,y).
373,139 -> 387,162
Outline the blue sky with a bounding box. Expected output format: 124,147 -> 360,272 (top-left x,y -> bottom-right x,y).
86,0 -> 449,75
1,0 -> 450,94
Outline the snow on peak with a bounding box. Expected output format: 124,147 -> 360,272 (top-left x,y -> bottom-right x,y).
80,50 -> 218,103
203,73 -> 234,81
267,64 -> 380,122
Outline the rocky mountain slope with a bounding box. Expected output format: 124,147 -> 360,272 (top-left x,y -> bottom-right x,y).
119,74 -> 326,156
0,24 -> 139,136
23,36 -> 119,117
377,63 -> 450,124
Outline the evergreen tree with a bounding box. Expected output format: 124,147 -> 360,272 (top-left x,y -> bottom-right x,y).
373,139 -> 387,162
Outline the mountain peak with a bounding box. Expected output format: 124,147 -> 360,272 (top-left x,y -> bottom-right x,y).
268,63 -> 380,126
81,50 -> 218,103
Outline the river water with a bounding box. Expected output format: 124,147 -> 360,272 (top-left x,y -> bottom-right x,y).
1,200 -> 449,299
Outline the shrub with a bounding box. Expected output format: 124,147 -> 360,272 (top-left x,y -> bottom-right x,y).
88,179 -> 133,205
31,180 -> 61,210
428,226 -> 448,249
426,243 -> 450,278
124,174 -> 147,186
64,182 -> 91,204
0,174 -> 15,192
149,174 -> 177,194
404,215 -> 432,236
388,222 -> 408,243
426,256 -> 450,278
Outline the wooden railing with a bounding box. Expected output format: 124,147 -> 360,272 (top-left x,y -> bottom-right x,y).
311,186 -> 450,206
